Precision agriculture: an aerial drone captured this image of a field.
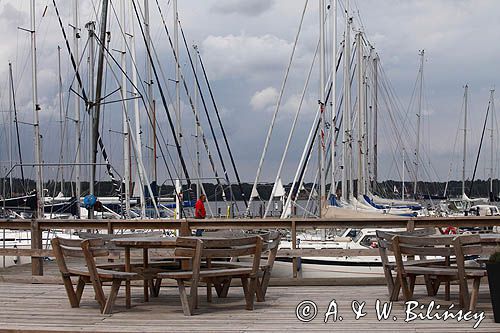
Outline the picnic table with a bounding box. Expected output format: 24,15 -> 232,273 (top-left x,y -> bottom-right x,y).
111,236 -> 177,308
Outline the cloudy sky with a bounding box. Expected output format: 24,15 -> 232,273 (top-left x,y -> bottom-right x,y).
0,0 -> 499,189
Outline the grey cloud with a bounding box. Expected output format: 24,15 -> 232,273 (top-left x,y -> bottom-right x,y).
210,0 -> 275,17
0,3 -> 27,26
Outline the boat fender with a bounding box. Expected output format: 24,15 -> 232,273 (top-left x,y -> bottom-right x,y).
443,226 -> 457,235
83,194 -> 97,208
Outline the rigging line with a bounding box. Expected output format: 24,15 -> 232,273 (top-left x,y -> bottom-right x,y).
469,100 -> 491,196
53,0 -> 121,197
131,0 -> 191,188
88,24 -> 185,216
247,0 -> 310,215
288,44 -> 344,208
177,19 -> 234,198
195,41 -> 248,207
153,0 -> 225,199
8,63 -> 26,194
264,38 -> 319,217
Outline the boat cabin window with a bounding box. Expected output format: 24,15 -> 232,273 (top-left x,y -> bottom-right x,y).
351,230 -> 364,243
359,235 -> 379,248
345,229 -> 361,240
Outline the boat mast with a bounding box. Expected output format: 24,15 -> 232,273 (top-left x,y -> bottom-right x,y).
319,0 -> 326,216
342,1 -> 352,201
330,0 -> 337,199
58,46 -> 64,193
8,64 -> 13,196
129,0 -> 146,218
356,32 -> 364,198
372,53 -> 378,192
30,0 -> 44,218
173,0 -> 182,219
144,0 -> 156,187
194,45 -> 201,199
86,21 -> 96,218
120,0 -> 131,217
402,149 -> 405,201
489,89 -> 495,202
73,0 -> 81,216
413,50 -> 424,198
462,84 -> 468,197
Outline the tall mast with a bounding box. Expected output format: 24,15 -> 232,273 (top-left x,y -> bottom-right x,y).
174,0 -> 181,169
58,46 -> 64,193
462,84 -> 468,196
144,0 -> 156,185
86,21 -> 96,218
129,0 -> 146,218
173,0 -> 182,219
194,45 -> 201,199
356,32 -> 364,197
372,53 -> 378,192
30,0 -> 43,218
413,49 -> 424,197
342,1 -> 352,201
330,0 -> 337,199
363,53 -> 369,194
319,0 -> 326,216
402,149 -> 405,201
8,64 -> 13,196
73,0 -> 81,216
91,0 -> 110,197
121,0 -> 131,217
489,89 -> 495,201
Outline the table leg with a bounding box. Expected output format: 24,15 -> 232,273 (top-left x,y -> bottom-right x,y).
143,248 -> 149,302
125,247 -> 131,309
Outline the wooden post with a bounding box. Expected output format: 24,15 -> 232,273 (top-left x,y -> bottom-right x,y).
107,221 -> 113,235
31,219 -> 43,276
180,220 -> 191,270
406,219 -> 415,232
180,220 -> 190,236
292,220 -> 298,279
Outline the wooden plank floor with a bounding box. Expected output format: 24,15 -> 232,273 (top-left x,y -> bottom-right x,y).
0,281 -> 498,332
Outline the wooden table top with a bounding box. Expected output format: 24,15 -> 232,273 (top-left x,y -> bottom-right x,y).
111,236 -> 177,248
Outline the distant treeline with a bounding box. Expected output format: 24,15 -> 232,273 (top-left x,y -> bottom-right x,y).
1,177 -> 498,201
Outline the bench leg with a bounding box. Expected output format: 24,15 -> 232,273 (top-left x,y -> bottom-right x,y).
177,280 -> 192,316
398,272 -> 413,301
424,275 -> 434,296
220,279 -> 231,298
409,275 -> 416,295
459,277 -> 470,309
61,274 -> 79,308
206,280 -> 212,303
261,269 -> 272,298
153,278 -> 162,297
103,279 -> 121,314
390,278 -> 401,301
241,277 -> 254,310
255,277 -> 265,302
469,278 -> 481,311
76,276 -> 86,304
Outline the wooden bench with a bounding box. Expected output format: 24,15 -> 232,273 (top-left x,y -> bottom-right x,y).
209,230 -> 281,302
157,235 -> 263,316
51,237 -> 141,314
376,228 -> 449,300
392,234 -> 487,311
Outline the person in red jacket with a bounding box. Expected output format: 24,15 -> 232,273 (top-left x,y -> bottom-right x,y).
194,194 -> 206,236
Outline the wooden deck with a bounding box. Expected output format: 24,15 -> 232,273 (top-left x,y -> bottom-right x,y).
0,279 -> 498,331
